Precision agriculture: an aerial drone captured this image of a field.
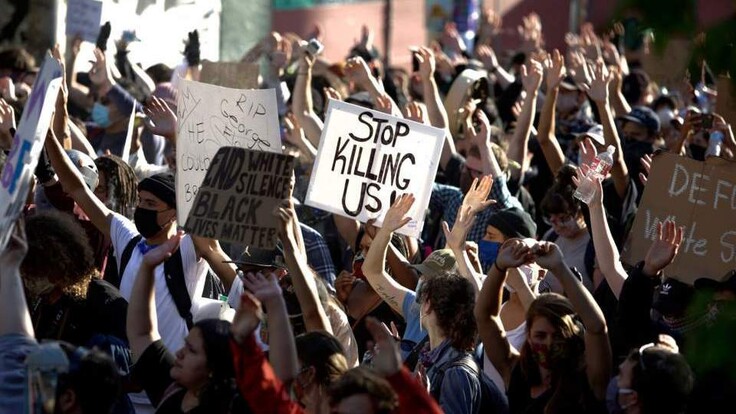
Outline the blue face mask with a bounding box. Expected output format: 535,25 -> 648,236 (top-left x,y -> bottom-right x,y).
478,240 -> 501,270
91,102 -> 111,128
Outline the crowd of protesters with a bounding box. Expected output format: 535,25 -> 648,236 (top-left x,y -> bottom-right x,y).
0,6 -> 735,414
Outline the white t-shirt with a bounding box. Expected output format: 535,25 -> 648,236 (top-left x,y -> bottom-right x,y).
483,321 -> 527,392
111,213 -> 207,353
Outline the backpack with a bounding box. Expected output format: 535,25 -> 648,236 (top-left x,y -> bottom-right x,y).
430,354 -> 510,414
118,235 -> 226,329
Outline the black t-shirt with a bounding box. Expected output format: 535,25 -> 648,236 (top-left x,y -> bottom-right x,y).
31,279 -> 128,346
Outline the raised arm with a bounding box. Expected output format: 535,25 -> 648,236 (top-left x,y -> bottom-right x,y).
277,203 -> 332,334
293,48 -> 325,147
192,236 -> 237,291
45,128 -> 113,237
0,222 -> 34,338
584,61 -> 629,198
416,47 -> 457,171
51,46 -> 72,149
241,271 -> 299,382
127,232 -> 183,362
507,61 -> 543,181
475,240 -> 532,389
573,146 -> 628,298
533,242 -> 611,399
362,194 -> 416,315
443,176 -> 496,293
538,50 -> 566,173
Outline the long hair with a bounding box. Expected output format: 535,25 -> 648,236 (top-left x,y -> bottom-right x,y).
194,319 -> 248,413
417,272 -> 477,351
94,155 -> 138,218
520,293 -> 588,414
295,331 -> 349,389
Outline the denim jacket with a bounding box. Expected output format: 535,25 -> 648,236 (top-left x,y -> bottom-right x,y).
426,339 -> 481,414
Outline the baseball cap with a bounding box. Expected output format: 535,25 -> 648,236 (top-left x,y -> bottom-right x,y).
652,277 -> 694,317
576,123 -> 605,146
620,106 -> 661,135
225,245 -> 287,270
410,249 -> 457,277
485,208 -> 537,239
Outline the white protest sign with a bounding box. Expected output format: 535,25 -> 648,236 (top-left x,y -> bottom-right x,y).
120,104 -> 136,163
66,0 -> 104,43
305,100 -> 445,238
0,54 -> 63,249
175,79 -> 281,223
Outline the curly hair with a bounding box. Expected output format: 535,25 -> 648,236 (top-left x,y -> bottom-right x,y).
541,164 -> 582,217
21,211 -> 96,298
94,154 -> 138,218
417,272 -> 477,351
520,293 -> 588,414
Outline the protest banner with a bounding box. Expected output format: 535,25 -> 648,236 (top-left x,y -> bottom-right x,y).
716,75 -> 736,130
622,152 -> 736,284
176,78 -> 281,223
0,54 -> 63,250
184,146 -> 296,249
641,39 -> 691,88
66,0 -> 104,43
305,100 -> 445,238
200,61 -> 259,89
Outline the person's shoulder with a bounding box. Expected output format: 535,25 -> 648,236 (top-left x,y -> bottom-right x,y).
87,278 -> 125,301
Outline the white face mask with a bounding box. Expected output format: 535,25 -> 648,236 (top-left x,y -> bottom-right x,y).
505,265 -> 537,294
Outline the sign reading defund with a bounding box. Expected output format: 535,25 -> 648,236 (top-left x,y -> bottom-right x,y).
176,79 -> 281,224
622,152 -> 736,284
305,100 -> 444,238
184,147 -> 296,249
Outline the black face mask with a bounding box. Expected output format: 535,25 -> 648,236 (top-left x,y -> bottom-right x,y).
689,144 -> 706,161
623,139 -> 655,178
134,207 -> 166,238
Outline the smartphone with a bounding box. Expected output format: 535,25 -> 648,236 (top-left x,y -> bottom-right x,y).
305,38 -> 324,56
96,21 -> 111,52
702,113 -> 714,130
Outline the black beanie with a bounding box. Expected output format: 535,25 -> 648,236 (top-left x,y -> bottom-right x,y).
138,173 -> 176,208
485,208 -> 537,239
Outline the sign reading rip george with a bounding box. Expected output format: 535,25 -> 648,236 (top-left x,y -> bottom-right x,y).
622,152 -> 736,284
184,146 -> 297,249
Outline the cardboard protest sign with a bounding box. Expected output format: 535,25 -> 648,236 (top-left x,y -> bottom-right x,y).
622,152 -> 736,284
305,100 -> 445,238
200,61 -> 259,90
716,75 -> 736,130
0,54 -> 63,250
641,39 -> 691,87
184,147 -> 296,249
175,79 -> 281,223
66,0 -> 104,43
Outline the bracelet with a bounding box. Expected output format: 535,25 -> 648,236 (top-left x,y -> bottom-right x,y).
493,261 -> 507,273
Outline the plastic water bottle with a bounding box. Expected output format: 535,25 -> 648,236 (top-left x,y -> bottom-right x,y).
707,131 -> 724,158
574,145 -> 615,204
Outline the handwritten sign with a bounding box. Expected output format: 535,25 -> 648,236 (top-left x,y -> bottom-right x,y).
66,0 -> 104,43
200,61 -> 259,90
0,54 -> 63,250
175,79 -> 281,223
305,100 -> 444,238
622,152 -> 736,284
184,147 -> 296,249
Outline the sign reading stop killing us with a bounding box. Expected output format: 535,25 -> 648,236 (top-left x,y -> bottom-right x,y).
622,152 -> 736,284
305,100 -> 445,238
184,147 -> 297,249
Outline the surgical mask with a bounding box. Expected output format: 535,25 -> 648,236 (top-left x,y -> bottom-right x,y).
478,240 -> 501,270
134,207 -> 165,238
505,265 -> 536,294
91,102 -> 111,128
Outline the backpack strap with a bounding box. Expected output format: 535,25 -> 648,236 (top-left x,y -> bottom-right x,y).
430,353 -> 478,401
163,247 -> 194,330
403,334 -> 430,372
118,235 -> 143,279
